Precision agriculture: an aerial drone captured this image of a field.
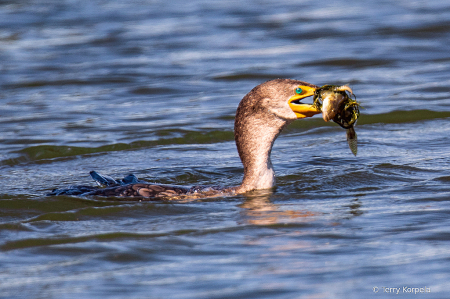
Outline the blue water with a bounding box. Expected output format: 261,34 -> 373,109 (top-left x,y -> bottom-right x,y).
1,0 -> 450,298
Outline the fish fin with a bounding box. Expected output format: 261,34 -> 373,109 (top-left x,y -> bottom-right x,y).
346,127 -> 358,156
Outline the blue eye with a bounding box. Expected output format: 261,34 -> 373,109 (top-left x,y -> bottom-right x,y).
295,87 -> 303,94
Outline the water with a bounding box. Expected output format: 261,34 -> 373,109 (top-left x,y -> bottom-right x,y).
1,0 -> 450,298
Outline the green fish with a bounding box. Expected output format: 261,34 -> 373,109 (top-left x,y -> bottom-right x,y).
313,85 -> 361,156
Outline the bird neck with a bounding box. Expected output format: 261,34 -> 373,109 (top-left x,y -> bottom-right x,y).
234,107 -> 290,193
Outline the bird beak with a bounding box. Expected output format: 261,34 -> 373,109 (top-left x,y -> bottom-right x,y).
288,85 -> 322,119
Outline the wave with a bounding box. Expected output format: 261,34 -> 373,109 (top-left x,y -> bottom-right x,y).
2,109 -> 449,166
1,130 -> 235,166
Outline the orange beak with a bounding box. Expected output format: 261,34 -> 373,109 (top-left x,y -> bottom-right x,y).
288,85 -> 321,119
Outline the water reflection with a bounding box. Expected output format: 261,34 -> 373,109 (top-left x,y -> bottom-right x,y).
346,198 -> 364,217
239,189 -> 365,225
239,189 -> 316,225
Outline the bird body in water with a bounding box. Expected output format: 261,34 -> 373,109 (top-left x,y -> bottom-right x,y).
49,79 -> 358,200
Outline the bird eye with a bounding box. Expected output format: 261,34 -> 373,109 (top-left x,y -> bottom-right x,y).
295,87 -> 303,94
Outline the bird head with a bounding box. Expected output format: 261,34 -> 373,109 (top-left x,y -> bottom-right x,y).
236,79 -> 354,125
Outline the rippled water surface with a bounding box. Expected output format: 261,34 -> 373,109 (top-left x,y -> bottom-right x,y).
1,0 -> 450,298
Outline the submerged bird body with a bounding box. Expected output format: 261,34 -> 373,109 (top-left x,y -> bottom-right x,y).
49,79 -> 354,199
